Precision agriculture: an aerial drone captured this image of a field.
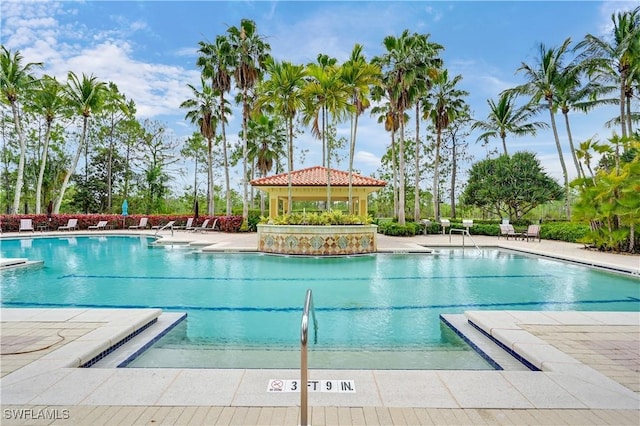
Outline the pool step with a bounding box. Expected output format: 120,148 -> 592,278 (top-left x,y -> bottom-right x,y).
124,345 -> 493,370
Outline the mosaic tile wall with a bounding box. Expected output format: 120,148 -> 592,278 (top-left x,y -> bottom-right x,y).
257,225 -> 377,255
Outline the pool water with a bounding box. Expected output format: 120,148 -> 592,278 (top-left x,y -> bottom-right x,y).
1,236 -> 638,369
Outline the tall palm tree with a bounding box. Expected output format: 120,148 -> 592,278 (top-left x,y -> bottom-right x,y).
228,19 -> 270,223
197,36 -> 233,215
180,78 -> 219,216
246,114 -> 286,214
0,46 -> 42,213
576,6 -> 640,138
554,65 -> 612,179
512,38 -> 572,219
28,75 -> 68,214
302,54 -> 350,207
255,58 -> 306,213
370,96 -> 401,217
411,33 -> 443,222
426,70 -> 468,221
55,72 -> 106,213
471,91 -> 547,155
374,30 -> 425,225
341,44 -> 382,214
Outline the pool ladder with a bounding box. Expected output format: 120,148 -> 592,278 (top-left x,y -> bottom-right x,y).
300,289 -> 318,426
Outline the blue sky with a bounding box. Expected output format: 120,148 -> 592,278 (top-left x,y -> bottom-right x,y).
1,0 -> 637,192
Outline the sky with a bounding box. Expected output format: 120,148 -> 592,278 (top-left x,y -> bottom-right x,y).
1,0 -> 638,194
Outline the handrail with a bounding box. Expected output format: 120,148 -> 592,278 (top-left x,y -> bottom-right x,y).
300,289 -> 318,426
154,222 -> 174,237
449,227 -> 481,252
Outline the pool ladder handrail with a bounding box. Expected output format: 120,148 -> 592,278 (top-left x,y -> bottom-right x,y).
300,289 -> 318,426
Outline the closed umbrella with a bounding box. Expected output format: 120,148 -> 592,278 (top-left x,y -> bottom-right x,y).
122,199 -> 128,228
46,201 -> 53,221
194,199 -> 199,219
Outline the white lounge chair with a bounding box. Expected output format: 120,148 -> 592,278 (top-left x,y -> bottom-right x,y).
129,217 -> 148,229
19,219 -> 34,232
192,219 -> 210,232
176,217 -> 194,231
58,218 -> 78,231
88,220 -> 108,230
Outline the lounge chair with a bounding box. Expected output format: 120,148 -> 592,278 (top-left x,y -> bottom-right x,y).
88,220 -> 108,230
192,219 -> 210,232
175,218 -> 194,231
19,219 -> 34,232
202,218 -> 220,232
522,224 -> 541,242
58,218 -> 78,231
129,217 -> 148,229
499,224 -> 520,240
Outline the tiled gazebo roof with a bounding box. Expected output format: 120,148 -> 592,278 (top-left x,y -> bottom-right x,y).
250,166 -> 386,187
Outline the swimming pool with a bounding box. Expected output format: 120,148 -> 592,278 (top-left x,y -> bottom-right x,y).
1,236 -> 638,369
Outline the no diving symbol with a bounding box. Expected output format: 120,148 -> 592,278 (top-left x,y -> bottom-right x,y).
268,379 -> 284,392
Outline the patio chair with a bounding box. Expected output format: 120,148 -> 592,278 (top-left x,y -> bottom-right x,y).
499,224 -> 520,240
88,220 -> 108,230
128,217 -> 148,229
19,219 -> 34,232
58,218 -> 78,231
192,219 -> 210,232
522,224 -> 541,242
202,218 -> 220,232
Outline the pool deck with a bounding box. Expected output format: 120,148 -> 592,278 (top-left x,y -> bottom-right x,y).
1,230 -> 639,425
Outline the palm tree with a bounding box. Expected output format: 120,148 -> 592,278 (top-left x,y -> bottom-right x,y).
471,91 -> 547,155
302,54 -> 350,207
374,30 -> 425,225
426,70 -> 468,221
28,75 -> 68,214
341,44 -> 382,214
576,6 -> 640,138
246,114 -> 286,214
554,65 -> 612,179
197,36 -> 233,215
512,38 -> 572,219
55,72 -> 106,213
180,78 -> 218,216
0,46 -> 42,213
411,33 -> 443,222
227,19 -> 270,223
370,96 -> 401,217
255,58 -> 307,213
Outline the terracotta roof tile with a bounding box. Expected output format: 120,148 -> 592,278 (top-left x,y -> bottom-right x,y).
250,166 -> 386,187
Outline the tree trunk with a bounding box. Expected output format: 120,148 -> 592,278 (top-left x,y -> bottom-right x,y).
397,111 -> 406,225
207,136 -> 214,216
547,100 -> 570,220
414,103 -> 421,222
563,110 -> 581,179
501,134 -> 508,156
35,119 -> 53,214
619,77 -> 627,139
432,129 -> 442,221
242,89 -> 249,222
391,130 -> 398,218
10,104 -> 26,214
287,117 -> 294,213
220,96 -> 230,216
450,134 -> 457,219
55,117 -> 88,213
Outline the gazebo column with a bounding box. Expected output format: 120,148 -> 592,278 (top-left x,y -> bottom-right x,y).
269,195 -> 278,218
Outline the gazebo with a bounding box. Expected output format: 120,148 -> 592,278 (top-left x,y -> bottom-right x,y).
250,166 -> 387,218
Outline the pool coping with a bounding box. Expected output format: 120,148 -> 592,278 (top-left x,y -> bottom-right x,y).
1,308 -> 638,410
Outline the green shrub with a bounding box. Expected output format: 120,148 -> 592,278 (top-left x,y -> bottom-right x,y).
377,221 -> 418,236
539,221 -> 590,243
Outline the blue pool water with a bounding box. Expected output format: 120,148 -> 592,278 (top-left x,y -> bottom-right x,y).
1,236 -> 638,369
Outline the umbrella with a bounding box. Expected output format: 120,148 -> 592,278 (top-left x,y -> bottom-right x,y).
194,199 -> 199,219
121,199 -> 128,229
47,201 -> 53,220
